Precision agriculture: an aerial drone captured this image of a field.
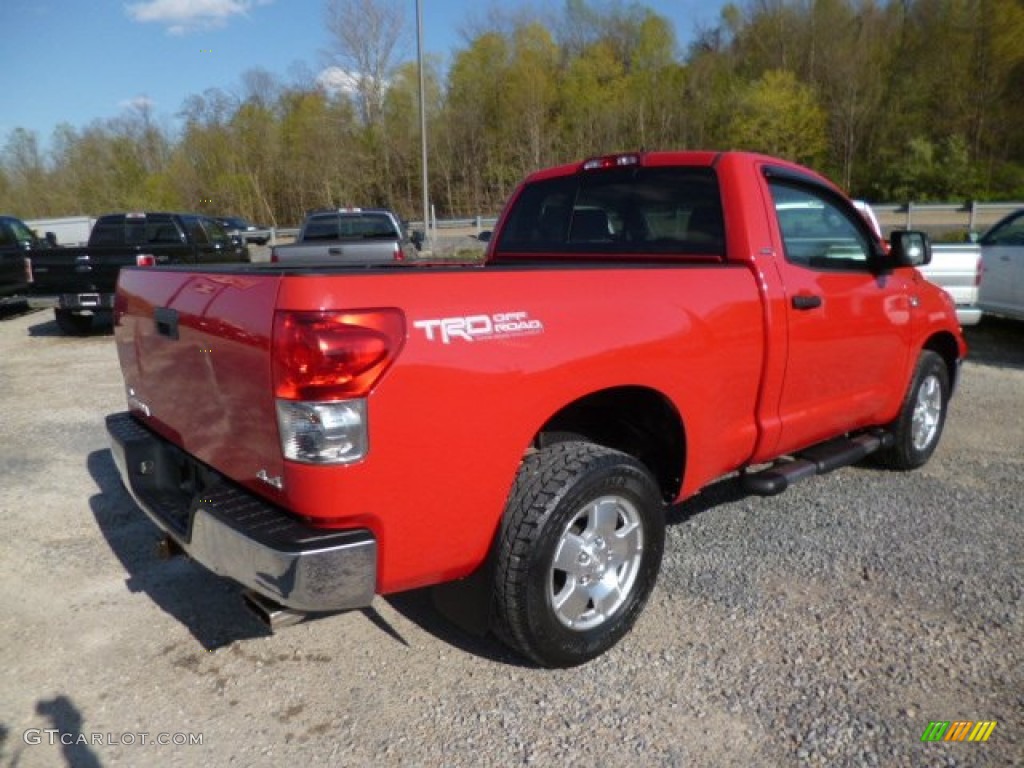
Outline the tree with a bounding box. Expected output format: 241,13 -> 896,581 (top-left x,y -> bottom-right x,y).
726,69 -> 828,166
323,0 -> 407,127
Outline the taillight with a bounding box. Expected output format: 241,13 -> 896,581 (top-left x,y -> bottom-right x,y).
24,257 -> 33,283
136,254 -> 155,267
270,247 -> 279,263
272,309 -> 405,401
393,242 -> 404,261
582,153 -> 641,171
974,254 -> 983,287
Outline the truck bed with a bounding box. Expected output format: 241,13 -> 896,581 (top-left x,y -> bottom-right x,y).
113,260 -> 765,593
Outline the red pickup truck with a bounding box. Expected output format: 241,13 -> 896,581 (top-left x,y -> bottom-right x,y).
106,151 -> 965,666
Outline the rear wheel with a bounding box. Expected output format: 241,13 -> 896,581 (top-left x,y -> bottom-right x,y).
54,309 -> 92,336
877,350 -> 950,469
493,441 -> 665,667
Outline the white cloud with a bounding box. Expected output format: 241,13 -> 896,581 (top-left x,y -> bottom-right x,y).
119,96 -> 156,111
316,67 -> 361,96
125,0 -> 270,35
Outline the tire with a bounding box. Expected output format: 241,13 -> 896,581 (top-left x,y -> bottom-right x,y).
493,441 -> 665,667
54,309 -> 92,336
877,350 -> 950,470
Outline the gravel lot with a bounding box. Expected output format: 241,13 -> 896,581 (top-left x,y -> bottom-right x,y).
0,305 -> 1020,767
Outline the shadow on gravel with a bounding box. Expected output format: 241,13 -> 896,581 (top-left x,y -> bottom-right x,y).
27,313 -> 114,337
380,475 -> 756,668
35,695 -> 103,768
0,695 -> 104,768
383,588 -> 532,668
962,315 -> 1024,370
666,474 -> 750,526
87,449 -> 270,651
0,298 -> 32,320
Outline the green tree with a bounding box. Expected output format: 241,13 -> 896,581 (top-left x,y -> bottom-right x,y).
726,69 -> 828,165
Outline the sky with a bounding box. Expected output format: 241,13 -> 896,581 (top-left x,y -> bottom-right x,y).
0,0 -> 728,151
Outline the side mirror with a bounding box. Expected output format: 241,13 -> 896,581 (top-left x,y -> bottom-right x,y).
888,230 -> 931,267
477,230 -> 492,243
45,231 -> 58,247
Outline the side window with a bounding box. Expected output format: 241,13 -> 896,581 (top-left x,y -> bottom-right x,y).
200,218 -> 231,247
769,181 -> 873,271
0,222 -> 13,247
981,212 -> 1024,246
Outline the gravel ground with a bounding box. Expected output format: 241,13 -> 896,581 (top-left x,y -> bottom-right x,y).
0,306 -> 1020,767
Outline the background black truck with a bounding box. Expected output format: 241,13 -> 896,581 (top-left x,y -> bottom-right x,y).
29,212 -> 248,334
0,215 -> 56,305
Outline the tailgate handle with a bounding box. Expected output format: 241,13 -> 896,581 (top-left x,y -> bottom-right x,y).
792,294 -> 823,310
328,247 -> 343,255
154,307 -> 180,340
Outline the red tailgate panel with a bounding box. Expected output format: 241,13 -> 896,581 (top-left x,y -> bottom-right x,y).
114,268 -> 285,497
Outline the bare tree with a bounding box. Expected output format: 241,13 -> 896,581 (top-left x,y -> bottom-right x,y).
323,0 -> 408,126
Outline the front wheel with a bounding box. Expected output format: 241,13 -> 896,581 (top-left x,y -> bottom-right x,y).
877,350 -> 950,469
493,442 -> 665,667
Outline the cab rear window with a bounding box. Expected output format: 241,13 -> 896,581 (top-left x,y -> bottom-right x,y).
495,166 -> 725,259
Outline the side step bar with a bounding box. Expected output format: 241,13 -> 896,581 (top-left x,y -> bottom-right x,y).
741,431 -> 893,496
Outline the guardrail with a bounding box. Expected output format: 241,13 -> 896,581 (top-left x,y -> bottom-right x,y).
413,204 -> 1022,238
170,201 -> 1024,248
869,201 -> 1020,234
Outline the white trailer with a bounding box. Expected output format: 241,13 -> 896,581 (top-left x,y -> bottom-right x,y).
25,216 -> 95,246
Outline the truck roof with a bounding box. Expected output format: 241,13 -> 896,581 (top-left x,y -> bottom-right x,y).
522,150 -> 836,190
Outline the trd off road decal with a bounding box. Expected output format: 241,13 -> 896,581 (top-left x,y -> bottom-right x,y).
413,311 -> 545,344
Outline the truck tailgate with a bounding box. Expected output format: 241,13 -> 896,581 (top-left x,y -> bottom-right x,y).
114,268 -> 283,495
919,243 -> 981,317
272,240 -> 399,264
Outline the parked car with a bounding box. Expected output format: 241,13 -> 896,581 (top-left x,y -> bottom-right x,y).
106,150 -> 964,667
270,208 -> 416,264
0,215 -> 56,304
29,212 -> 249,334
977,208 -> 1024,322
215,216 -> 270,246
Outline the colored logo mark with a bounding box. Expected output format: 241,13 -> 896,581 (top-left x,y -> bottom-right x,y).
921,721 -> 997,742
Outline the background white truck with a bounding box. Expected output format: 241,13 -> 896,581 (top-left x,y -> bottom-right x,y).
856,201 -> 981,325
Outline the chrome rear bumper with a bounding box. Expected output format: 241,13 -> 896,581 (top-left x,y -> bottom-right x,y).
106,411 -> 376,612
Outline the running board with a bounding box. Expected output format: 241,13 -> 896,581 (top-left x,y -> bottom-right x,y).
741,431 -> 893,496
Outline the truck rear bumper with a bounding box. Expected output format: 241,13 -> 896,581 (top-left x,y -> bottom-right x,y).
105,411 -> 377,613
59,292 -> 115,311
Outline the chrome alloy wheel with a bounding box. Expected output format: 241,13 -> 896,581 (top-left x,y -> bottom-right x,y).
911,373 -> 943,452
548,495 -> 644,631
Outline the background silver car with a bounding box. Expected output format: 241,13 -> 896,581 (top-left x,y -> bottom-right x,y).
978,209 -> 1024,322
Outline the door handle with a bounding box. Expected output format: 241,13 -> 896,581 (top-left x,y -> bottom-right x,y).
792,294 -> 823,310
